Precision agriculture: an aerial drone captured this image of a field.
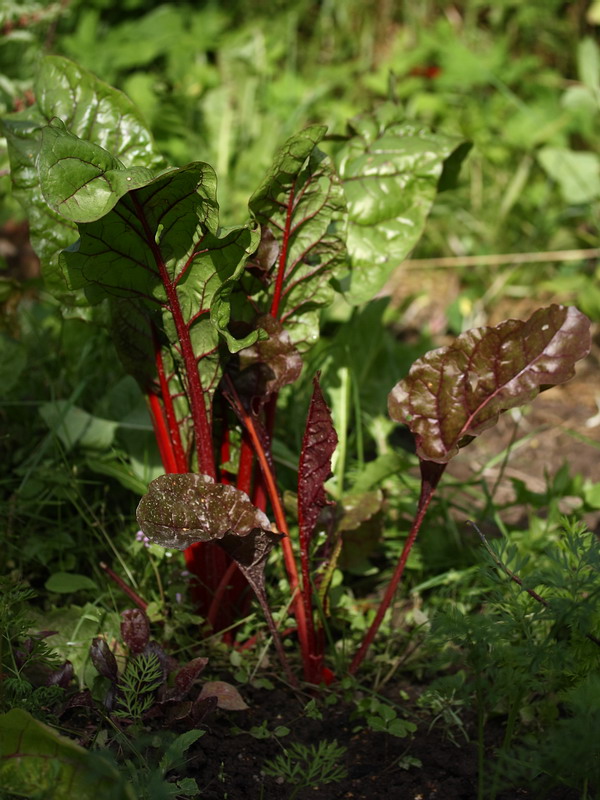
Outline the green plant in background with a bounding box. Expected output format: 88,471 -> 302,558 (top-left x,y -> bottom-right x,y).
262,739 -> 348,798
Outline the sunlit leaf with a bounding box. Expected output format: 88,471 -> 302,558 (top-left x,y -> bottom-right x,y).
336,103 -> 469,304
388,305 -> 591,463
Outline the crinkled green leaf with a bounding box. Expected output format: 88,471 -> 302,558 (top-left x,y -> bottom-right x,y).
47,155 -> 258,446
0,56 -> 162,294
0,708 -> 134,800
389,305 -> 591,463
248,125 -> 347,351
39,119 -> 155,223
336,104 -> 469,304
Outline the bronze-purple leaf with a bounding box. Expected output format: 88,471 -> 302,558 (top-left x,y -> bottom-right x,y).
388,305 -> 591,463
136,473 -> 278,550
121,608 -> 150,654
236,314 -> 303,401
199,680 -> 249,711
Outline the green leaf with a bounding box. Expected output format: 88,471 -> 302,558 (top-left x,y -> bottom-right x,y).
389,305 -> 591,463
1,56 -> 162,294
42,150 -> 258,453
39,401 -> 118,451
39,119 -> 155,223
336,104 -> 469,304
249,125 -> 348,351
45,573 -> 98,594
0,708 -> 133,800
537,146 -> 600,204
159,730 -> 205,775
578,37 -> 600,94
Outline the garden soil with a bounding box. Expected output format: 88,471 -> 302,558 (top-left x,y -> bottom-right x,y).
189,683 -> 579,799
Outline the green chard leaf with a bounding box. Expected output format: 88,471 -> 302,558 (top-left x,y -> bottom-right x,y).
0,55 -> 163,294
248,125 -> 348,351
336,103 -> 470,304
389,305 -> 592,463
36,123 -> 259,461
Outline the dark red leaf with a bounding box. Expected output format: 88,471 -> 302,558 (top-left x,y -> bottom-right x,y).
389,305 -> 591,463
173,657 -> 209,700
89,637 -> 118,683
297,375 -> 338,548
121,608 -> 150,654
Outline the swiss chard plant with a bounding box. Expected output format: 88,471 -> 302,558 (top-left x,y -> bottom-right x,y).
2,56 -> 592,685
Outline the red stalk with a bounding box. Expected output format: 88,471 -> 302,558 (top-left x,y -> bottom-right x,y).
349,460 -> 446,675
223,377 -> 317,681
147,393 -> 179,475
153,325 -> 187,473
270,182 -> 295,319
237,432 -> 255,496
131,192 -> 215,479
100,561 -> 148,611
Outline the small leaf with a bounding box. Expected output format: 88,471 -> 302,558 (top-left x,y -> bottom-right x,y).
199,681 -> 249,711
159,729 -> 205,775
537,146 -> 600,204
120,609 -> 150,654
0,335 -> 27,396
236,314 -> 303,401
172,657 -> 209,699
389,305 -> 591,463
39,401 -> 118,451
45,572 -> 98,593
90,638 -> 119,683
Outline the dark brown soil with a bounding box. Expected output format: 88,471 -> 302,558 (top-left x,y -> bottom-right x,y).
186,683 -> 579,800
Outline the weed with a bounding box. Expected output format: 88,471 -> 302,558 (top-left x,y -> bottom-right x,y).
262,739 -> 348,798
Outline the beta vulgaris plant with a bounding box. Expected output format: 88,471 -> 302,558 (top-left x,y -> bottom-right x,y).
2,56 -> 592,685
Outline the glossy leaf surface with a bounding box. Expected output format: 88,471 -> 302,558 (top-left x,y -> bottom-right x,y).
1,56 -> 161,292
336,104 -> 469,304
136,473 -> 278,551
388,305 -> 591,463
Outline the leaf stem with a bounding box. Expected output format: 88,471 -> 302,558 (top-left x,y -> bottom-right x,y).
152,324 -> 187,472
349,460 -> 446,674
100,562 -> 148,611
147,393 -> 179,474
131,192 -> 215,479
223,376 -> 316,681
270,182 -> 295,319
